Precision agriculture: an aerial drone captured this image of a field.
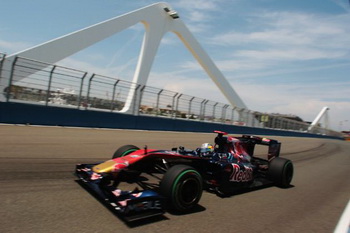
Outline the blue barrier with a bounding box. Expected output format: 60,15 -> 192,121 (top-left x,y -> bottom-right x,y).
0,102 -> 342,140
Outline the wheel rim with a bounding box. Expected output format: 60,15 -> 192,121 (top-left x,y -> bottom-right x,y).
178,177 -> 201,205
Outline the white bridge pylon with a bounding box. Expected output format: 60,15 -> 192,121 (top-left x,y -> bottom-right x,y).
308,106 -> 330,132
2,2 -> 247,112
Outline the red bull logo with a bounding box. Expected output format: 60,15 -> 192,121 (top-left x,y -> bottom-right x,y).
229,164 -> 253,182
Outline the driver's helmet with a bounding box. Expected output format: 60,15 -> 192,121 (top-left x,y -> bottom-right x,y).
200,143 -> 214,154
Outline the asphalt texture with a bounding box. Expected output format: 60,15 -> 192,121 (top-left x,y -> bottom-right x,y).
0,125 -> 349,233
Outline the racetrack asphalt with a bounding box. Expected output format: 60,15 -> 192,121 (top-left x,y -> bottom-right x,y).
0,125 -> 349,233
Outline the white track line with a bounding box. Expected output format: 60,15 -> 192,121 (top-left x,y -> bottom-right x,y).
334,200 -> 350,233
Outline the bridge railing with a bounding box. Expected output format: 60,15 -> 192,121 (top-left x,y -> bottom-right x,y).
0,54 -> 342,137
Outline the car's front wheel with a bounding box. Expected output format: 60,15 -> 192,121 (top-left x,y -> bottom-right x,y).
160,165 -> 203,212
112,145 -> 140,159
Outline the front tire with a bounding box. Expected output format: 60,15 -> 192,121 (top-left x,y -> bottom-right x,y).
160,165 -> 203,212
268,157 -> 294,188
112,145 -> 139,159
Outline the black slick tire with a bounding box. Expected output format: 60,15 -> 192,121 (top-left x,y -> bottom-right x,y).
112,145 -> 139,159
160,165 -> 203,212
268,157 -> 294,188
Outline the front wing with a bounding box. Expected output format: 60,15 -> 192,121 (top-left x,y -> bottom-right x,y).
75,164 -> 165,222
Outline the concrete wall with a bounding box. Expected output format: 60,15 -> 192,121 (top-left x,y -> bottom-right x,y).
0,102 -> 341,139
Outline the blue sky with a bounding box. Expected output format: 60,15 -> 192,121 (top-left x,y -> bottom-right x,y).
1,0 -> 349,131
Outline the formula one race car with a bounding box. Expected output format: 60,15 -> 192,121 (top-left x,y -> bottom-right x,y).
75,131 -> 293,222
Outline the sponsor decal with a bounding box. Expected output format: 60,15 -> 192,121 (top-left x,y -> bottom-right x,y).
118,199 -> 130,207
113,161 -> 129,171
229,164 -> 253,182
112,189 -> 122,197
112,189 -> 143,198
90,172 -> 102,180
131,192 -> 143,198
124,200 -> 162,213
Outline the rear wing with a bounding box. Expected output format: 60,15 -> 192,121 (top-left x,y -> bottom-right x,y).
241,135 -> 281,161
213,131 -> 281,161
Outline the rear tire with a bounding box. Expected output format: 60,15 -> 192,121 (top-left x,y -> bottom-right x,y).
112,145 -> 139,159
268,157 -> 294,188
160,165 -> 203,212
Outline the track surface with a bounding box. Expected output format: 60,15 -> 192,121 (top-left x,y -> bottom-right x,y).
0,125 -> 349,233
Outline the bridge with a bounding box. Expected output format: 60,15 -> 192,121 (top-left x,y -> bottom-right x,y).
0,3 -> 341,138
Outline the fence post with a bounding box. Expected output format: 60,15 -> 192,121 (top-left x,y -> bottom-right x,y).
202,100 -> 209,121
45,65 -> 56,106
7,56 -> 18,102
199,99 -> 205,121
188,97 -> 195,119
132,84 -> 141,115
244,110 -> 249,126
111,80 -> 120,111
236,108 -> 244,123
222,104 -> 229,123
85,73 -> 95,110
171,93 -> 178,118
77,72 -> 87,109
175,94 -> 182,118
212,102 -> 218,122
137,85 -> 146,115
156,89 -> 163,115
221,105 -> 225,123
243,109 -> 247,124
0,53 -> 6,82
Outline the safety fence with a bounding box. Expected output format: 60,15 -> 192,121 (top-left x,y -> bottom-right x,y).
0,53 -> 342,137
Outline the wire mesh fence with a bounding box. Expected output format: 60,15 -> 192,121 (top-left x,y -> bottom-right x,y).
0,54 -> 341,137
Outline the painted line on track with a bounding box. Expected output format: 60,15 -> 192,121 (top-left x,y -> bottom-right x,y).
334,200 -> 350,233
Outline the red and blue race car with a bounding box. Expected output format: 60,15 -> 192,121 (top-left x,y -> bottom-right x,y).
75,131 -> 293,221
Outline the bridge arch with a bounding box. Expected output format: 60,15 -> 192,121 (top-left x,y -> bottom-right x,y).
0,2 -> 246,113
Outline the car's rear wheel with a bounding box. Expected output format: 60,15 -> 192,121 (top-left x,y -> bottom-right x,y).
268,157 -> 293,188
112,145 -> 140,159
160,165 -> 203,212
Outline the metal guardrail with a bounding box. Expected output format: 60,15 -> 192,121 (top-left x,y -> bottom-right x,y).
0,53 -> 342,137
